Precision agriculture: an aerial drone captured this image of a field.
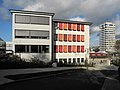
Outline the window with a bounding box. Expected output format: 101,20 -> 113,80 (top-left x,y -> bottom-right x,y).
30,30 -> 49,39
15,45 -> 25,53
54,45 -> 58,53
81,25 -> 84,31
64,23 -> 67,30
73,45 -> 77,53
68,23 -> 71,30
77,58 -> 80,63
68,34 -> 72,42
54,22 -> 58,30
15,15 -> 49,25
77,46 -> 80,52
81,35 -> 84,42
59,59 -> 63,63
77,24 -> 80,31
54,34 -> 58,41
15,15 -> 29,23
77,35 -> 80,42
59,22 -> 63,30
81,58 -> 84,62
31,45 -> 38,53
15,45 -> 49,53
64,45 -> 67,53
30,16 -> 49,25
73,35 -> 76,42
68,58 -> 71,63
59,45 -> 62,53
15,30 -> 29,38
42,45 -> 49,53
64,34 -> 67,41
73,58 -> 76,63
15,30 -> 49,39
68,46 -> 72,53
73,24 -> 77,31
81,46 -> 84,53
63,59 -> 67,63
59,34 -> 63,41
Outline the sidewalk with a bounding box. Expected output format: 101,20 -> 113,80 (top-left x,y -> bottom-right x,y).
102,77 -> 120,90
0,67 -> 87,85
0,65 -> 120,90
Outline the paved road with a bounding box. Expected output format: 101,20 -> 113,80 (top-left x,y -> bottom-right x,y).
0,70 -> 105,90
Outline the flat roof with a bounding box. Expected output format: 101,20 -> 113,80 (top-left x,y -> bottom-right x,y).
53,19 -> 92,25
9,9 -> 55,16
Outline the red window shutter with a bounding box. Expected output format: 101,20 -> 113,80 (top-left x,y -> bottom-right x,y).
73,35 -> 76,42
77,46 -> 80,52
55,45 -> 58,53
68,23 -> 71,30
59,22 -> 63,30
64,34 -> 67,41
59,45 -> 62,53
81,25 -> 84,31
77,35 -> 80,42
77,24 -> 80,31
68,46 -> 72,53
81,46 -> 84,53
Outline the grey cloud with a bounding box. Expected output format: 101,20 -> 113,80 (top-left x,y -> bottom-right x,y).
1,0 -> 120,28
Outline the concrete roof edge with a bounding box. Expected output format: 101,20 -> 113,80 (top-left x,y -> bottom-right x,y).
9,9 -> 55,16
53,19 -> 92,25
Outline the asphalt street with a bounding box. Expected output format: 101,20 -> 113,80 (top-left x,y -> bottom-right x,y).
0,70 -> 105,90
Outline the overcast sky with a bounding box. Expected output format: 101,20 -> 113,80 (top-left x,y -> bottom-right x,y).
0,0 -> 120,46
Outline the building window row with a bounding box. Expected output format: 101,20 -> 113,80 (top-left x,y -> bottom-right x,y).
15,30 -> 49,39
54,45 -> 84,53
54,34 -> 84,42
15,45 -> 49,53
55,58 -> 84,63
56,22 -> 84,31
15,15 -> 49,25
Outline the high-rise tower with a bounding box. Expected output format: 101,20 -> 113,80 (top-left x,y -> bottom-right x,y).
99,22 -> 115,52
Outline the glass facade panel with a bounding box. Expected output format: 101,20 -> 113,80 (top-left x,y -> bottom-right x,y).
64,23 -> 67,30
77,35 -> 80,42
59,45 -> 62,53
64,45 -> 67,53
77,24 -> 80,31
81,46 -> 84,53
68,34 -> 72,42
68,46 -> 72,53
68,23 -> 71,30
73,45 -> 77,53
73,24 -> 77,31
59,22 -> 63,30
81,25 -> 84,31
59,34 -> 63,41
73,35 -> 76,42
64,34 -> 67,41
81,35 -> 84,42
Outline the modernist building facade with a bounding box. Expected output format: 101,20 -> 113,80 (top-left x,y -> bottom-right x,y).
99,22 -> 116,52
10,9 -> 92,63
53,19 -> 91,64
